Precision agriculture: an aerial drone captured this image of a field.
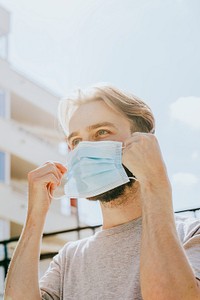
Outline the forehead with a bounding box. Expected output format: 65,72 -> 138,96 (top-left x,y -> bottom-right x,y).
68,100 -> 130,134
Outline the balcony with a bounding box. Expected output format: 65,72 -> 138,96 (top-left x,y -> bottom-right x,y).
0,180 -> 78,232
0,117 -> 64,165
0,58 -> 59,116
0,6 -> 10,37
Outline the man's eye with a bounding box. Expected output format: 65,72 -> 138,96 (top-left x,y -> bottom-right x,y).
97,129 -> 109,136
72,138 -> 81,147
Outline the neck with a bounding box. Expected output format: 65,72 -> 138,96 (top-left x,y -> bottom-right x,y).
100,182 -> 142,229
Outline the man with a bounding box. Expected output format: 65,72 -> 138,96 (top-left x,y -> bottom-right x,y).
4,85 -> 200,299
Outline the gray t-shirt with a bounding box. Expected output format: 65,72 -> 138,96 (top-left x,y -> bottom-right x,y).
40,215 -> 200,300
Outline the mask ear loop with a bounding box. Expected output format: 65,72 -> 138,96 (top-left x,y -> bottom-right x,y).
129,176 -> 139,181
47,164 -> 68,200
48,185 -> 65,200
122,143 -> 139,182
122,142 -> 126,149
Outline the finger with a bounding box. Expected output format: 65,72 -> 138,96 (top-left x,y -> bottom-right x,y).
47,182 -> 57,193
124,132 -> 153,148
124,132 -> 143,144
44,161 -> 67,175
42,173 -> 60,188
47,163 -> 64,180
29,164 -> 63,187
54,162 -> 67,175
43,162 -> 67,179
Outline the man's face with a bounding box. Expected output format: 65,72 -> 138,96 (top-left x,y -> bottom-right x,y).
67,100 -> 135,202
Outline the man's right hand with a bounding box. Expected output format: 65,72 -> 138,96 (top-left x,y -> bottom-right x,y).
27,161 -> 67,218
4,161 -> 67,299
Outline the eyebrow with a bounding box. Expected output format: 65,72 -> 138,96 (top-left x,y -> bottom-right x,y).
67,122 -> 117,143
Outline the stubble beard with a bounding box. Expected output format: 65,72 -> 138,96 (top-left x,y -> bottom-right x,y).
87,166 -> 136,204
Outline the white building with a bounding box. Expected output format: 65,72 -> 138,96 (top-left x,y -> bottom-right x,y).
0,5 -> 101,297
0,4 -> 81,237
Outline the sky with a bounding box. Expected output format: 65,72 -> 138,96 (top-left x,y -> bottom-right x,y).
0,0 -> 200,212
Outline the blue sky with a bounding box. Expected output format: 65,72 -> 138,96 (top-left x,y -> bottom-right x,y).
1,0 -> 200,211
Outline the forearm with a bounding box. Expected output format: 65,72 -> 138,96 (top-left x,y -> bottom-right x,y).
4,213 -> 45,300
140,182 -> 200,300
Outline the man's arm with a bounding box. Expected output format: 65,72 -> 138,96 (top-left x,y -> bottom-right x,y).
4,162 -> 66,300
123,133 -> 200,300
140,183 -> 200,300
4,215 -> 45,300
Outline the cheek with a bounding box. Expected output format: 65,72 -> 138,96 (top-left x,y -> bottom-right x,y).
112,132 -> 132,143
119,130 -> 132,141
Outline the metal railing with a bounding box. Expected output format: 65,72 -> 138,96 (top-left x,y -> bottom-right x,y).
0,207 -> 199,290
0,224 -> 101,280
175,207 -> 200,218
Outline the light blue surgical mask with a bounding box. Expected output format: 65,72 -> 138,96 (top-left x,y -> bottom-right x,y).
64,141 -> 136,198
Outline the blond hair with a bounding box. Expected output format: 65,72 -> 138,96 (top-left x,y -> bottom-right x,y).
58,84 -> 155,135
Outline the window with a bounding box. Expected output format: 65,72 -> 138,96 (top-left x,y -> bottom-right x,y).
0,90 -> 5,117
0,152 -> 5,182
0,35 -> 8,60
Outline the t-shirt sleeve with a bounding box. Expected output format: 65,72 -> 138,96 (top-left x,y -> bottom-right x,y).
39,243 -> 68,300
175,215 -> 200,280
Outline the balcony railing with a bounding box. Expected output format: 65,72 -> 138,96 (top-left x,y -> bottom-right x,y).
0,207 -> 199,281
0,223 -> 102,298
0,117 -> 64,165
